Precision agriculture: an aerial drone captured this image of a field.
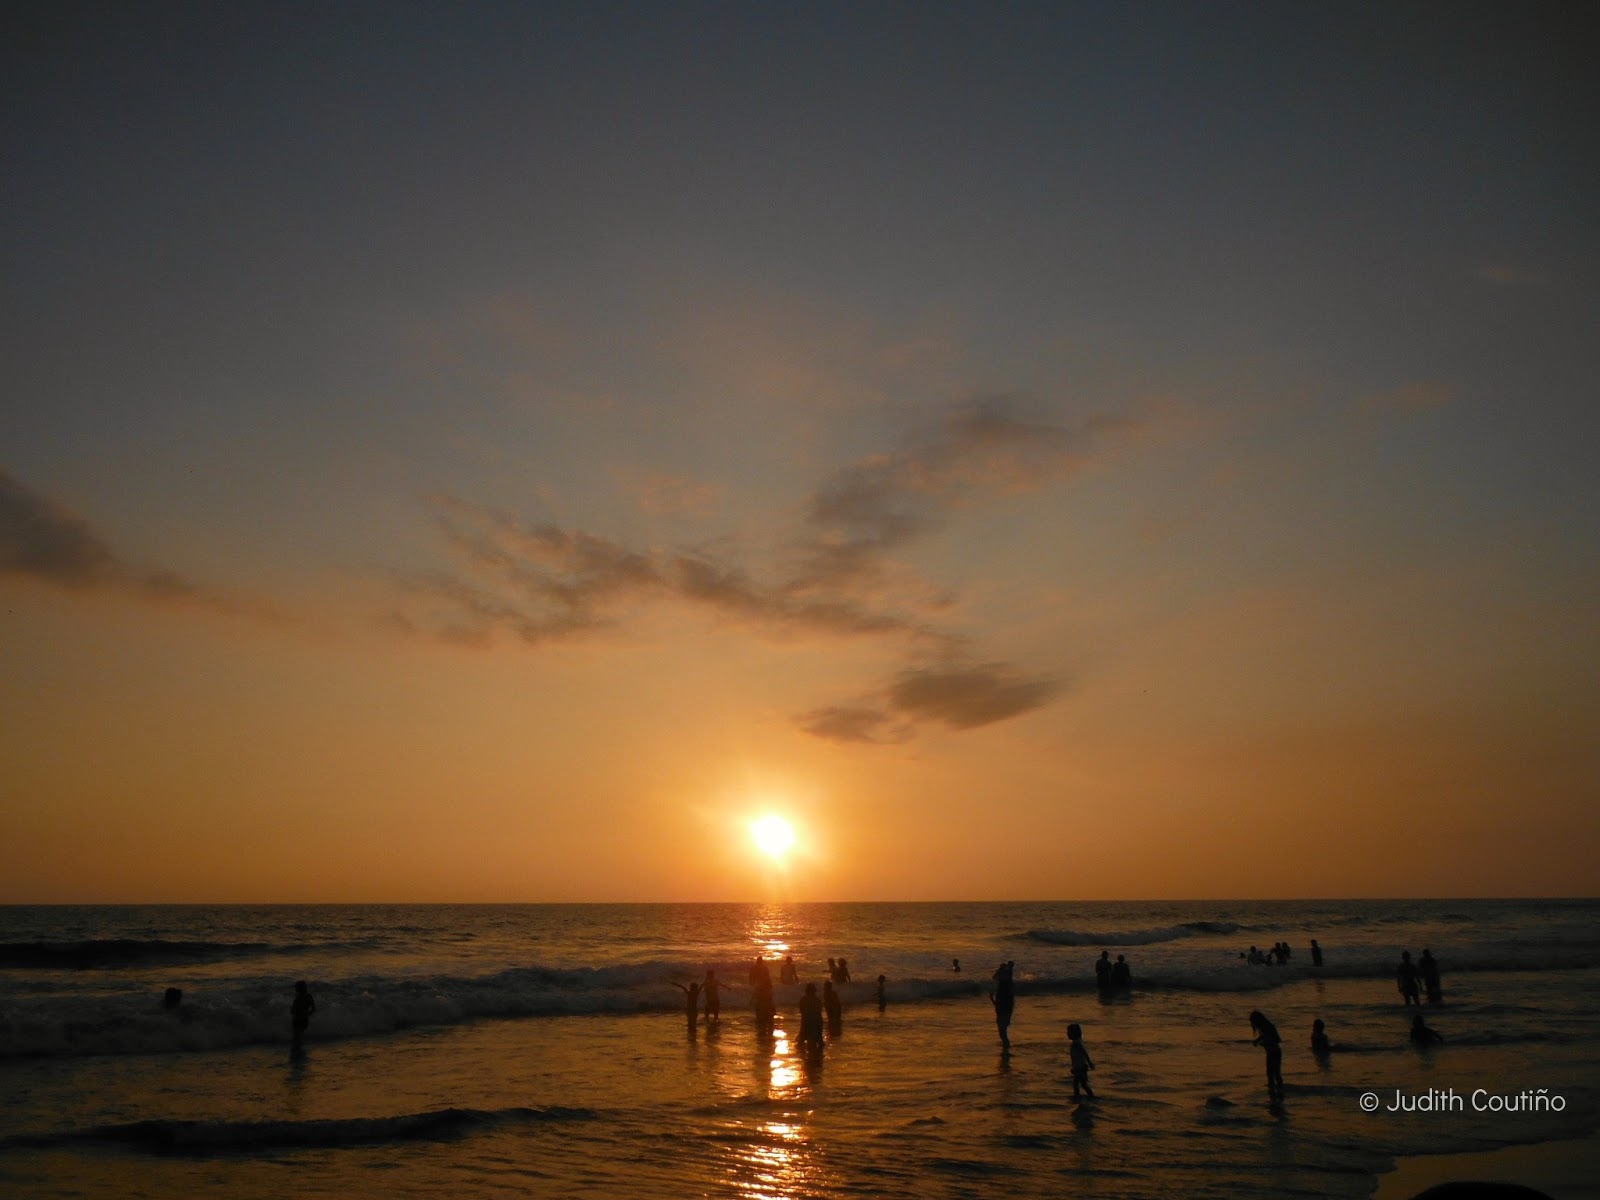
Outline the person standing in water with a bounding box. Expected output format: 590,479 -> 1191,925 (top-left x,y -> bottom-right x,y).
1419,949 -> 1442,1004
876,974 -> 887,1012
1310,939 -> 1323,968
672,980 -> 702,1032
991,960 -> 1016,1049
1311,1019 -> 1331,1057
1397,951 -> 1421,1006
823,980 -> 842,1035
797,983 -> 824,1048
1094,950 -> 1112,990
1249,1010 -> 1284,1102
290,980 -> 315,1054
780,956 -> 798,985
1067,1022 -> 1096,1101
702,971 -> 723,1024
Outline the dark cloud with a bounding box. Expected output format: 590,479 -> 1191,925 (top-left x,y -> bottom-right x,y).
796,660 -> 1064,744
796,705 -> 907,745
1,468 -> 117,586
408,497 -> 946,646
887,662 -> 1062,730
1,468 -> 257,615
794,404 -> 1138,587
401,403 -> 1122,737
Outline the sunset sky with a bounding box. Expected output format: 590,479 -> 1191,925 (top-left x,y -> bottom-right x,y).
3,2 -> 1596,902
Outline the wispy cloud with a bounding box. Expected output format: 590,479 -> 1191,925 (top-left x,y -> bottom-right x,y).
391,402 -> 1141,739
0,468 -> 260,617
799,662 -> 1063,743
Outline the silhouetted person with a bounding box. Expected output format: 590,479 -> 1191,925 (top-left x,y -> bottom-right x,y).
163,987 -> 182,1010
1067,1022 -> 1095,1100
797,983 -> 824,1047
991,961 -> 1015,1048
1311,1018 -> 1331,1057
837,957 -> 851,984
673,980 -> 702,1031
1247,945 -> 1267,965
1310,939 -> 1323,968
827,957 -> 838,981
952,959 -> 961,973
749,957 -> 775,1034
1094,950 -> 1112,990
1410,1013 -> 1443,1046
1110,954 -> 1131,990
1419,949 -> 1442,1004
1272,942 -> 1288,965
1249,1010 -> 1283,1102
823,980 -> 842,1035
1398,951 -> 1421,1006
290,981 -> 315,1054
702,971 -> 722,1024
780,955 -> 798,985
876,974 -> 887,1011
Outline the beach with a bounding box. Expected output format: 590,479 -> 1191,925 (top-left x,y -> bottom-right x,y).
3,900 -> 1596,1198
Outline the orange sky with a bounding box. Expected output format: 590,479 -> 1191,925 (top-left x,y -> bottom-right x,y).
3,5 -> 1596,900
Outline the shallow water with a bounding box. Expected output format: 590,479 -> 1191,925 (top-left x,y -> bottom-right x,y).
3,901 -> 1597,1198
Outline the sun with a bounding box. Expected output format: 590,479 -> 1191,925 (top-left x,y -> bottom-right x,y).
749,814 -> 797,863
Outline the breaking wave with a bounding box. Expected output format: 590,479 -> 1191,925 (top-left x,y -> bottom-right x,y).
1023,922 -> 1242,947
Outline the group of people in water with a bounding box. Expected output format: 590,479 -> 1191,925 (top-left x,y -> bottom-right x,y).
1244,940 -> 1311,966
276,937 -> 1450,1106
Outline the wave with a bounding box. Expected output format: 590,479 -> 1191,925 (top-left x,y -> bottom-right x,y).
0,939 -> 387,970
2,1105 -> 595,1156
3,948 -> 1592,1059
1023,921 -> 1241,947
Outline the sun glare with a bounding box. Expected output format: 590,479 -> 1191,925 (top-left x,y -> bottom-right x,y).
750,814 -> 797,863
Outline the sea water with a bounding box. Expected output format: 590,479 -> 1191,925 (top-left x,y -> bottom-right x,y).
2,900 -> 1596,1198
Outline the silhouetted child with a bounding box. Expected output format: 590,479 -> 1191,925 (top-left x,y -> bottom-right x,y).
1397,951 -> 1420,1005
1311,1018 -> 1331,1057
702,971 -> 722,1023
1067,1022 -> 1095,1100
1410,1014 -> 1443,1046
290,981 -> 315,1053
1310,939 -> 1323,968
823,980 -> 842,1034
952,959 -> 961,973
1094,951 -> 1112,990
876,974 -> 887,1011
673,980 -> 702,1029
797,983 -> 824,1047
780,956 -> 798,985
837,958 -> 852,984
1249,1010 -> 1283,1102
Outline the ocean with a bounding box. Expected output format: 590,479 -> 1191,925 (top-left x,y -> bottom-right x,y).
2,900 -> 1596,1198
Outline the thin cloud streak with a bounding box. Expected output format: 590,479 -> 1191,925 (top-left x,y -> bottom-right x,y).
393,403 -> 1141,738
0,468 -> 271,619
